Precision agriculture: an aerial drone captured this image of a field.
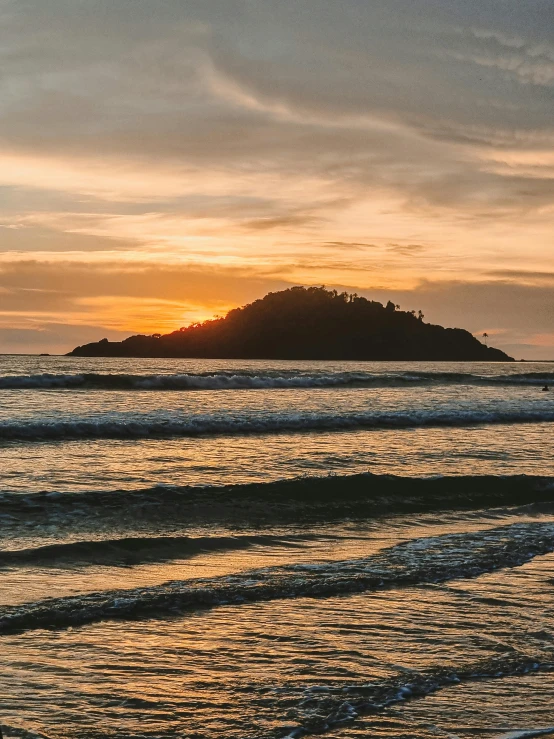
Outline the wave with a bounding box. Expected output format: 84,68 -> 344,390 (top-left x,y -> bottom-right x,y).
1,407 -> 554,441
2,473 -> 554,526
1,370 -> 554,391
281,655 -> 554,737
3,662 -> 551,739
0,534 -> 296,569
0,726 -> 51,739
1,522 -> 554,634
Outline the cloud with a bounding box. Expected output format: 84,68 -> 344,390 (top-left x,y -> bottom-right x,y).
322,242 -> 380,251
0,0 -> 552,220
386,243 -> 427,257
0,259 -> 289,304
485,270 -> 554,285
0,1 -> 552,353
0,223 -> 136,252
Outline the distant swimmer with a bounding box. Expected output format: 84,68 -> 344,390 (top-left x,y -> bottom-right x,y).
543,385 -> 550,392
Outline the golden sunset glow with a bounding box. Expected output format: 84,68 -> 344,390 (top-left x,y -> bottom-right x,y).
0,2 -> 553,356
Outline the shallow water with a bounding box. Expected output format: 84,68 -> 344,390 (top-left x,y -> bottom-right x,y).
1,357 -> 554,737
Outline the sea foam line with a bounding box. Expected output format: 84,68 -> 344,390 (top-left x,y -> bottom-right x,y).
1,408 -> 554,441
2,522 -> 554,634
1,370 -> 554,390
280,656 -> 554,738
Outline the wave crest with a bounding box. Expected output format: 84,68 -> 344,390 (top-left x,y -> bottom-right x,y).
1,522 -> 554,634
1,408 -> 553,440
283,655 -> 551,737
2,370 -> 554,391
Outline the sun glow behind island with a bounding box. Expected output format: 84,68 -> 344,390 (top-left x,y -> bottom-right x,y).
0,2 -> 553,357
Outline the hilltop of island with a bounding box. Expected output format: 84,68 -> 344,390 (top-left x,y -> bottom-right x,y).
68,286 -> 513,361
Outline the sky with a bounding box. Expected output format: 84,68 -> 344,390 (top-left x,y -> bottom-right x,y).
0,0 -> 553,358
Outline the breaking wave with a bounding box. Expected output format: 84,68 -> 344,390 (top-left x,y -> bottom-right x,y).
2,522 -> 554,634
1,407 -> 554,441
278,655 -> 554,737
1,370 -> 554,391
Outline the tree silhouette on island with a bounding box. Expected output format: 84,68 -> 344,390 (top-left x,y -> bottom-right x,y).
69,286 -> 513,361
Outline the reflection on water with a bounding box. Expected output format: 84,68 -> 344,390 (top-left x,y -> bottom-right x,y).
1,358 -> 554,737
0,357 -> 553,493
2,553 -> 554,737
0,421 -> 552,494
2,513 -> 554,737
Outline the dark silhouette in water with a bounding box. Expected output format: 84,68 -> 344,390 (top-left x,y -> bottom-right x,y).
543,385 -> 550,392
69,286 -> 513,361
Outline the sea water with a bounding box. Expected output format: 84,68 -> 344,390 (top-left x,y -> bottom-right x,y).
1,355 -> 554,738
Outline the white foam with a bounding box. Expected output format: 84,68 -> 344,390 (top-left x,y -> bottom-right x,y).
1,370 -> 554,391
1,408 -> 554,440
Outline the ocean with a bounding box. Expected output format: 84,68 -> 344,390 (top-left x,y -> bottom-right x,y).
1,355 -> 554,738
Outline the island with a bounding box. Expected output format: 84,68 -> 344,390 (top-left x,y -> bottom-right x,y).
68,286 -> 513,361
